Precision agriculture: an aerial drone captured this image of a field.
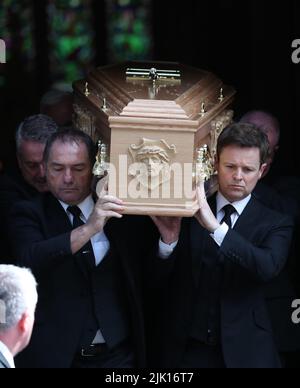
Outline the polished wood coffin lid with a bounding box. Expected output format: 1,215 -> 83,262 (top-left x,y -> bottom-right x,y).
73,61 -> 236,216
74,61 -> 235,125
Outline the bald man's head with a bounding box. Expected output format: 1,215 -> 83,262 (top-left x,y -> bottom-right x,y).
240,110 -> 280,177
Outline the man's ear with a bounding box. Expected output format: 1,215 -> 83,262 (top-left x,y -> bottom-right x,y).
259,163 -> 268,179
214,157 -> 219,173
18,312 -> 30,333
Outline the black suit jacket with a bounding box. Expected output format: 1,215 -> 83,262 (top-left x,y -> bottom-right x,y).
9,193 -> 155,368
254,181 -> 300,352
151,195 -> 294,368
0,169 -> 39,263
0,351 -> 10,368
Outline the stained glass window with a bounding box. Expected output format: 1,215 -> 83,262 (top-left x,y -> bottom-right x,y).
106,0 -> 153,63
0,0 -> 35,86
47,0 -> 95,88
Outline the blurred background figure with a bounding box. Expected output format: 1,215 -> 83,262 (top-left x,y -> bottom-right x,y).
240,110 -> 299,214
40,90 -> 73,127
240,111 -> 280,179
0,265 -> 38,368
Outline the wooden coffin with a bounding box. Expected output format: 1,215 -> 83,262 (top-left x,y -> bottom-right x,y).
73,61 -> 236,216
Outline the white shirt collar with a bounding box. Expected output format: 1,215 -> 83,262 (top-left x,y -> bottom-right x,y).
59,195 -> 94,221
216,192 -> 252,216
0,340 -> 15,368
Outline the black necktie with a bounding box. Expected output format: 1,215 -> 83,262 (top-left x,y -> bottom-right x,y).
220,204 -> 236,229
68,205 -> 85,228
67,205 -> 95,269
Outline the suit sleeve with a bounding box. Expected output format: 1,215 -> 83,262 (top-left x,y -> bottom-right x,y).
9,202 -> 72,275
219,215 -> 294,282
0,180 -> 26,261
144,219 -> 189,290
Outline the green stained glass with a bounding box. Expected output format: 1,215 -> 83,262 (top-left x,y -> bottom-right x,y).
47,0 -> 95,87
106,0 -> 153,62
0,0 -> 35,70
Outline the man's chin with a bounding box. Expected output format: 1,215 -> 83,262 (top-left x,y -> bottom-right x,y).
58,190 -> 84,205
223,189 -> 247,202
34,183 -> 49,193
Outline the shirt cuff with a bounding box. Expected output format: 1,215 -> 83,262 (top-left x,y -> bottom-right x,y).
92,232 -> 110,266
211,223 -> 229,246
158,238 -> 178,259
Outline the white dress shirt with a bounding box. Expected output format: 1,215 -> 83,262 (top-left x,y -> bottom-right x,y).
59,195 -> 110,266
159,192 -> 252,258
212,192 -> 252,246
59,195 -> 109,344
0,340 -> 15,368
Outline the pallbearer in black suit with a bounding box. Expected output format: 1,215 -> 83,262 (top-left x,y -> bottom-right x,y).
9,129 -> 148,368
151,123 -> 294,368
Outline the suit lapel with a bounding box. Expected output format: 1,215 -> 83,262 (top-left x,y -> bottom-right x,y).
0,352 -> 11,368
221,196 -> 260,291
231,196 -> 258,237
104,220 -> 130,277
189,195 -> 262,293
45,194 -> 73,235
190,218 -> 204,287
190,195 -> 217,287
45,194 -> 91,281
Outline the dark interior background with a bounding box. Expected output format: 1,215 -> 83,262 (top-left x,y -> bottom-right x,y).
1,0 -> 299,175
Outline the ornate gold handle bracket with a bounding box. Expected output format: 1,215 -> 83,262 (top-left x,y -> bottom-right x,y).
193,110 -> 234,185
194,145 -> 215,184
126,67 -> 181,82
93,140 -> 109,178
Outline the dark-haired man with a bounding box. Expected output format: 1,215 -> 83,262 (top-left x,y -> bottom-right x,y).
150,123 -> 294,368
9,128 -> 150,368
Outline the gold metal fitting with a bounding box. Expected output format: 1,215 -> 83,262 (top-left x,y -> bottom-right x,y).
200,102 -> 206,117
194,145 -> 214,183
218,87 -> 224,102
102,97 -> 107,111
84,82 -> 90,97
93,140 -> 108,178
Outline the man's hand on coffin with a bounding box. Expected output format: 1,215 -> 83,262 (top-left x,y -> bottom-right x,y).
70,190 -> 124,255
195,180 -> 220,233
86,181 -> 124,235
150,216 -> 182,245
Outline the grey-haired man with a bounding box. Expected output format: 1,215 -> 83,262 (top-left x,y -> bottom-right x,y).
0,114 -> 58,263
0,265 -> 38,368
